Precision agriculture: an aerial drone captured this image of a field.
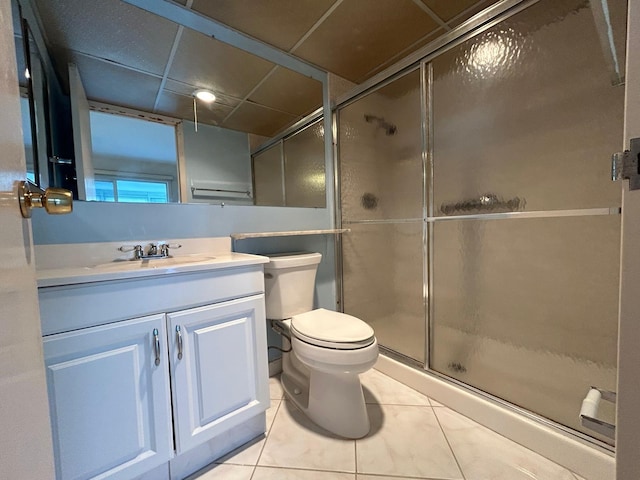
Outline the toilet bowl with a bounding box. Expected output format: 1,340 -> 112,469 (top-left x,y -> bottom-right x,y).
264,253 -> 378,439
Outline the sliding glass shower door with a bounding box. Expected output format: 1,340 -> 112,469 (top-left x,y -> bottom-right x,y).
428,0 -> 623,442
339,69 -> 426,364
338,0 -> 625,444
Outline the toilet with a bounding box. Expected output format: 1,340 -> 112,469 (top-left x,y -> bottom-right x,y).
264,252 -> 378,439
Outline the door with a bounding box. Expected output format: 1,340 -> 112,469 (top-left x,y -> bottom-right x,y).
616,1 -> 640,478
43,314 -> 173,480
168,295 -> 269,454
0,0 -> 55,477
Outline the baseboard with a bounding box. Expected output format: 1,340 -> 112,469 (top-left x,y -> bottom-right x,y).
375,354 -> 615,480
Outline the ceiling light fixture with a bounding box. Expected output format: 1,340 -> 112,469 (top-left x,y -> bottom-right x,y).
191,89 -> 216,132
193,89 -> 216,103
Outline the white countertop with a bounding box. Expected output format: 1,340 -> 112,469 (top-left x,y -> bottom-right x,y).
35,237 -> 268,288
37,253 -> 268,288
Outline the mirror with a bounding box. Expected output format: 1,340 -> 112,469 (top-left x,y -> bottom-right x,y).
90,109 -> 179,203
13,0 -> 77,196
253,118 -> 326,207
20,0 -> 328,207
12,0 -> 48,186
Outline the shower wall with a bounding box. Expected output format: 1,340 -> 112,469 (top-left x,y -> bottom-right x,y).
338,0 -> 625,443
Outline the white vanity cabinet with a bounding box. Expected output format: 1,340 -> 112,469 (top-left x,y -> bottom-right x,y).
38,257 -> 269,480
43,314 -> 173,480
168,295 -> 267,454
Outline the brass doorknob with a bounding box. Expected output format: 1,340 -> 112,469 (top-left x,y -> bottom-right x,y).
18,180 -> 73,218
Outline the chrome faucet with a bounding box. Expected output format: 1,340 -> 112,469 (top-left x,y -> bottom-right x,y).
119,241 -> 181,260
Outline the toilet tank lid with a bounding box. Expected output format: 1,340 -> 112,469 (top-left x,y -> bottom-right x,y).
265,252 -> 322,269
291,308 -> 374,344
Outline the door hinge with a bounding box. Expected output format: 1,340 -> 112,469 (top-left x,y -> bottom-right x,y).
612,137 -> 640,190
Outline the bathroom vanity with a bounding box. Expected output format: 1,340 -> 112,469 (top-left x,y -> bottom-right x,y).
36,238 -> 270,480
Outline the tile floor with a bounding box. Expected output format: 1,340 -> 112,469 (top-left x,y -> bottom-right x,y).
190,369 -> 587,480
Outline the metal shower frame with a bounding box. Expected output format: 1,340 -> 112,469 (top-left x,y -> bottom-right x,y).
331,0 -> 618,452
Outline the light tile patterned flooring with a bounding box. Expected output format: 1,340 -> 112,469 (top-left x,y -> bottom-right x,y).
191,370 -> 587,480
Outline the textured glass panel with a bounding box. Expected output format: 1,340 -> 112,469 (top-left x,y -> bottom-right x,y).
343,222 -> 425,363
339,69 -> 423,221
431,0 -> 625,215
253,144 -> 284,206
284,120 -> 326,207
431,214 -> 620,442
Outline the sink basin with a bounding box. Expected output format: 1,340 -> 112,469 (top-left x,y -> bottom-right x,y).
87,254 -> 216,271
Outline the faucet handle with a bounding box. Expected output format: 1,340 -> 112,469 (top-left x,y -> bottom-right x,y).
118,244 -> 144,259
159,243 -> 181,257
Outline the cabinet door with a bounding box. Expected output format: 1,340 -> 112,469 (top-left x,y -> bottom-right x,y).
168,295 -> 269,453
43,314 -> 173,480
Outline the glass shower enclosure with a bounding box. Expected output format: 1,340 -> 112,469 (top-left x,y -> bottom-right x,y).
337,0 -> 625,445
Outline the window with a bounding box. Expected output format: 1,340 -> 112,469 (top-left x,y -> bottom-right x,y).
94,177 -> 169,203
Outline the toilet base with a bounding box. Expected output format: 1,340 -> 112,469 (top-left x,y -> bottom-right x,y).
281,359 -> 371,439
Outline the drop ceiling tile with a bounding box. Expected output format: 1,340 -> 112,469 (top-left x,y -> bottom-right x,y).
420,0 -> 482,22
362,26 -> 446,80
248,66 -> 322,117
190,0 -> 335,51
70,54 -> 162,112
223,102 -> 298,137
293,0 -> 440,82
444,0 -> 502,27
168,28 -> 275,100
155,90 -> 233,127
163,79 -> 241,108
32,0 -> 178,77
363,0 -> 500,79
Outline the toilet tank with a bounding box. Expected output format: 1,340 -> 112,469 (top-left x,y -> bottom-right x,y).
264,252 -> 322,319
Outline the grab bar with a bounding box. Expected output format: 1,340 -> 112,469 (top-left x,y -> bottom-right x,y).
579,387 -> 616,444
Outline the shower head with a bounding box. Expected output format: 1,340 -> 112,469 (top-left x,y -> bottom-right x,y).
364,114 -> 397,136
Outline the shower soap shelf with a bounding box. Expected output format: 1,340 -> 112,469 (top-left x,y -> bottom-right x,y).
579,387 -> 616,444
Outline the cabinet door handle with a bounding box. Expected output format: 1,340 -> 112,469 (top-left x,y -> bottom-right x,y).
176,325 -> 183,360
153,328 -> 161,366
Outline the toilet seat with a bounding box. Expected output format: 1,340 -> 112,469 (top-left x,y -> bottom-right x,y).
291,308 -> 375,350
